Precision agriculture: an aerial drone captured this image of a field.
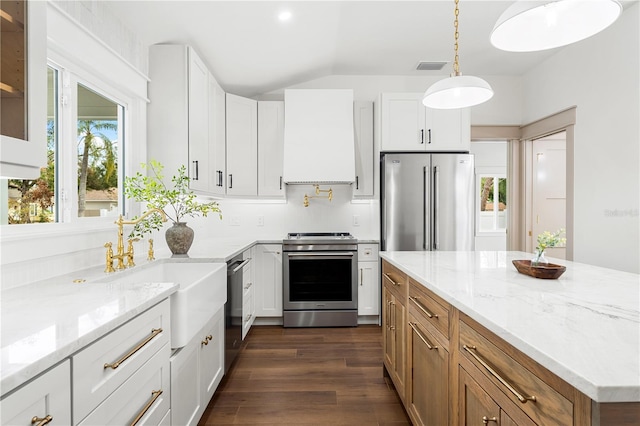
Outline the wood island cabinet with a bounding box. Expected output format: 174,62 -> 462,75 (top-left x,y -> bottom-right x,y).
380,259 -> 639,426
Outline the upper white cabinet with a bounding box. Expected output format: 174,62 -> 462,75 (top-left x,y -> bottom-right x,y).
148,45 -> 220,192
353,101 -> 374,198
226,93 -> 258,197
0,0 -> 46,179
209,81 -> 226,195
258,101 -> 285,197
380,93 -> 470,152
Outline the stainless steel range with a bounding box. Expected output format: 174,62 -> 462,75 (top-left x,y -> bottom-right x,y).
283,232 -> 358,327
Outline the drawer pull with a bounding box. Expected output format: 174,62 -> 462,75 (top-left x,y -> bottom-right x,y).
31,415 -> 53,426
382,273 -> 399,286
201,335 -> 213,346
130,389 -> 163,426
104,328 -> 163,369
409,296 -> 439,319
482,416 -> 498,424
463,345 -> 537,404
409,322 -> 438,350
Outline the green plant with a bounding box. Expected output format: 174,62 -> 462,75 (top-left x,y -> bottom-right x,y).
124,160 -> 222,238
535,228 -> 566,260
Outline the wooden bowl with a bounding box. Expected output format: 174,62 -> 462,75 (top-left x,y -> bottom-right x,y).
512,260 -> 566,279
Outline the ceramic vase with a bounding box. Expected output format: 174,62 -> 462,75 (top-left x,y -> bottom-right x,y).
165,222 -> 194,257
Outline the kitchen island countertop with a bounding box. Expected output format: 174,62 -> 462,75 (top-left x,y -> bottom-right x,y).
380,250 -> 640,403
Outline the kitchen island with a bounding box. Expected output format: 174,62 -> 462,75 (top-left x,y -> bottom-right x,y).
380,250 -> 640,426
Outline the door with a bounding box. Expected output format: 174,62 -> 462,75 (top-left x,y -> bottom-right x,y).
382,153 -> 431,251
188,48 -> 209,192
226,93 -> 258,196
353,101 -> 374,197
531,132 -> 566,259
431,154 -> 475,251
257,101 -> 285,197
459,366 -> 500,426
380,93 -> 425,151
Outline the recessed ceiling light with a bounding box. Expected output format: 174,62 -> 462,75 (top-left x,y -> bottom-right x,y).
278,10 -> 292,22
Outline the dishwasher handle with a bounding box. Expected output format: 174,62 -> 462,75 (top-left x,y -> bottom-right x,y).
229,258 -> 251,274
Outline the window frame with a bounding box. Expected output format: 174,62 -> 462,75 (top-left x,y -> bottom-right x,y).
475,169 -> 508,236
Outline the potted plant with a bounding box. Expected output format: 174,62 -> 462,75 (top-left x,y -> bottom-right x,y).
532,228 -> 566,266
124,160 -> 222,256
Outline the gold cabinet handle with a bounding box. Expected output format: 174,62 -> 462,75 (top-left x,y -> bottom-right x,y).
104,328 -> 162,369
31,415 -> 53,426
463,345 -> 537,404
409,296 -> 438,319
201,335 -> 213,346
409,322 -> 438,350
130,390 -> 163,426
482,416 -> 498,424
382,273 -> 399,286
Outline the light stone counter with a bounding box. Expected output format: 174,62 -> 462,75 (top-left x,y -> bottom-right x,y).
380,250 -> 640,403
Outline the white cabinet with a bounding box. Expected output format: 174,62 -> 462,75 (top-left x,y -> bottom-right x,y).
242,248 -> 255,338
72,300 -> 170,424
358,244 -> 380,316
170,306 -> 224,426
353,101 -> 375,198
0,0 -> 46,179
258,101 -> 285,197
254,244 -> 283,317
226,93 -> 258,196
0,361 -> 71,426
148,45 -> 220,192
380,93 -> 470,152
209,81 -> 226,195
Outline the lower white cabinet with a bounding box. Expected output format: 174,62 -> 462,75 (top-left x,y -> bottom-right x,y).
242,248 -> 255,338
0,360 -> 71,426
254,244 -> 283,317
72,300 -> 170,424
358,244 -> 380,316
170,306 -> 224,426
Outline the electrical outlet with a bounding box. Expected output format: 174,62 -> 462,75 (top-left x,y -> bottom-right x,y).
257,215 -> 264,226
353,215 -> 360,226
230,216 -> 240,226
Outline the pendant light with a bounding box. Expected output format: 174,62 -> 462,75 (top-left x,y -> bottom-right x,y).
491,0 -> 622,52
423,0 -> 494,109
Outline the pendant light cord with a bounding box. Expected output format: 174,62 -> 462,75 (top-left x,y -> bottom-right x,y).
453,0 -> 461,77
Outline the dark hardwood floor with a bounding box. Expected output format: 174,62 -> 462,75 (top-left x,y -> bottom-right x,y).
198,325 -> 411,425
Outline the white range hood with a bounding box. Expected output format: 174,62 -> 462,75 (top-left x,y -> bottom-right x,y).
283,89 -> 355,184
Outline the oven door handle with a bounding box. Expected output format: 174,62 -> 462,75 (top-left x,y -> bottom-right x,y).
286,252 -> 355,257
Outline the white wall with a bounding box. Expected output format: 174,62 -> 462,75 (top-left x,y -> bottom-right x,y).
521,3 -> 639,273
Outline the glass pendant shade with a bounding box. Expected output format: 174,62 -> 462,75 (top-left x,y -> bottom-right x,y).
491,0 -> 622,52
422,75 -> 494,109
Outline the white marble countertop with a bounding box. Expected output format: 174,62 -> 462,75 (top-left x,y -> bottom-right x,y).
380,251 -> 640,403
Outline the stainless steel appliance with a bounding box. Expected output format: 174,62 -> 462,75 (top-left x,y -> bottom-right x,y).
225,254 -> 249,372
283,232 -> 358,327
381,153 -> 474,251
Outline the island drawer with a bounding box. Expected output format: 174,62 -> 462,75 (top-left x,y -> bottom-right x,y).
73,299 -> 170,423
382,261 -> 407,301
409,278 -> 450,340
459,320 -> 573,426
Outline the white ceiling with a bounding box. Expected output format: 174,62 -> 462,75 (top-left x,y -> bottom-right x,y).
107,1 -> 625,98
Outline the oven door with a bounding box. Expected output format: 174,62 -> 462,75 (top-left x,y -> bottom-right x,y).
283,251 -> 358,311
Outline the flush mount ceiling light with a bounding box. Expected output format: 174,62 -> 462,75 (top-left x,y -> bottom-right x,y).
278,10 -> 292,22
422,0 -> 493,109
491,0 -> 623,52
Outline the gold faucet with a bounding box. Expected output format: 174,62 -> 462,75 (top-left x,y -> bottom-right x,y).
105,209 -> 167,272
303,185 -> 333,207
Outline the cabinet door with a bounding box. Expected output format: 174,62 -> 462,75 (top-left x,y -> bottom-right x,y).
383,286 -> 395,370
408,315 -> 449,426
353,101 -> 374,197
200,308 -> 225,404
392,298 -> 406,399
0,360 -> 71,426
380,93 -> 425,151
258,101 -> 285,197
226,93 -> 258,196
242,249 -> 255,338
209,80 -> 226,195
358,261 -> 379,315
254,244 -> 283,317
459,366 -> 501,426
425,107 -> 471,152
170,339 -> 202,426
188,48 -> 210,192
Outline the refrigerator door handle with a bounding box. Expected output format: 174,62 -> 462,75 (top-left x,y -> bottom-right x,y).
423,166 -> 427,249
433,165 -> 439,250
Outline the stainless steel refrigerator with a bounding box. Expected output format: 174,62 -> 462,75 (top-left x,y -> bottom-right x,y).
381,153 -> 475,251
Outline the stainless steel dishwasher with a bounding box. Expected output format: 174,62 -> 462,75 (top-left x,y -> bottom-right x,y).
225,254 -> 249,373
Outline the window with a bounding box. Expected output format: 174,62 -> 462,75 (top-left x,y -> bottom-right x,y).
3,65 -> 126,224
478,175 -> 507,232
